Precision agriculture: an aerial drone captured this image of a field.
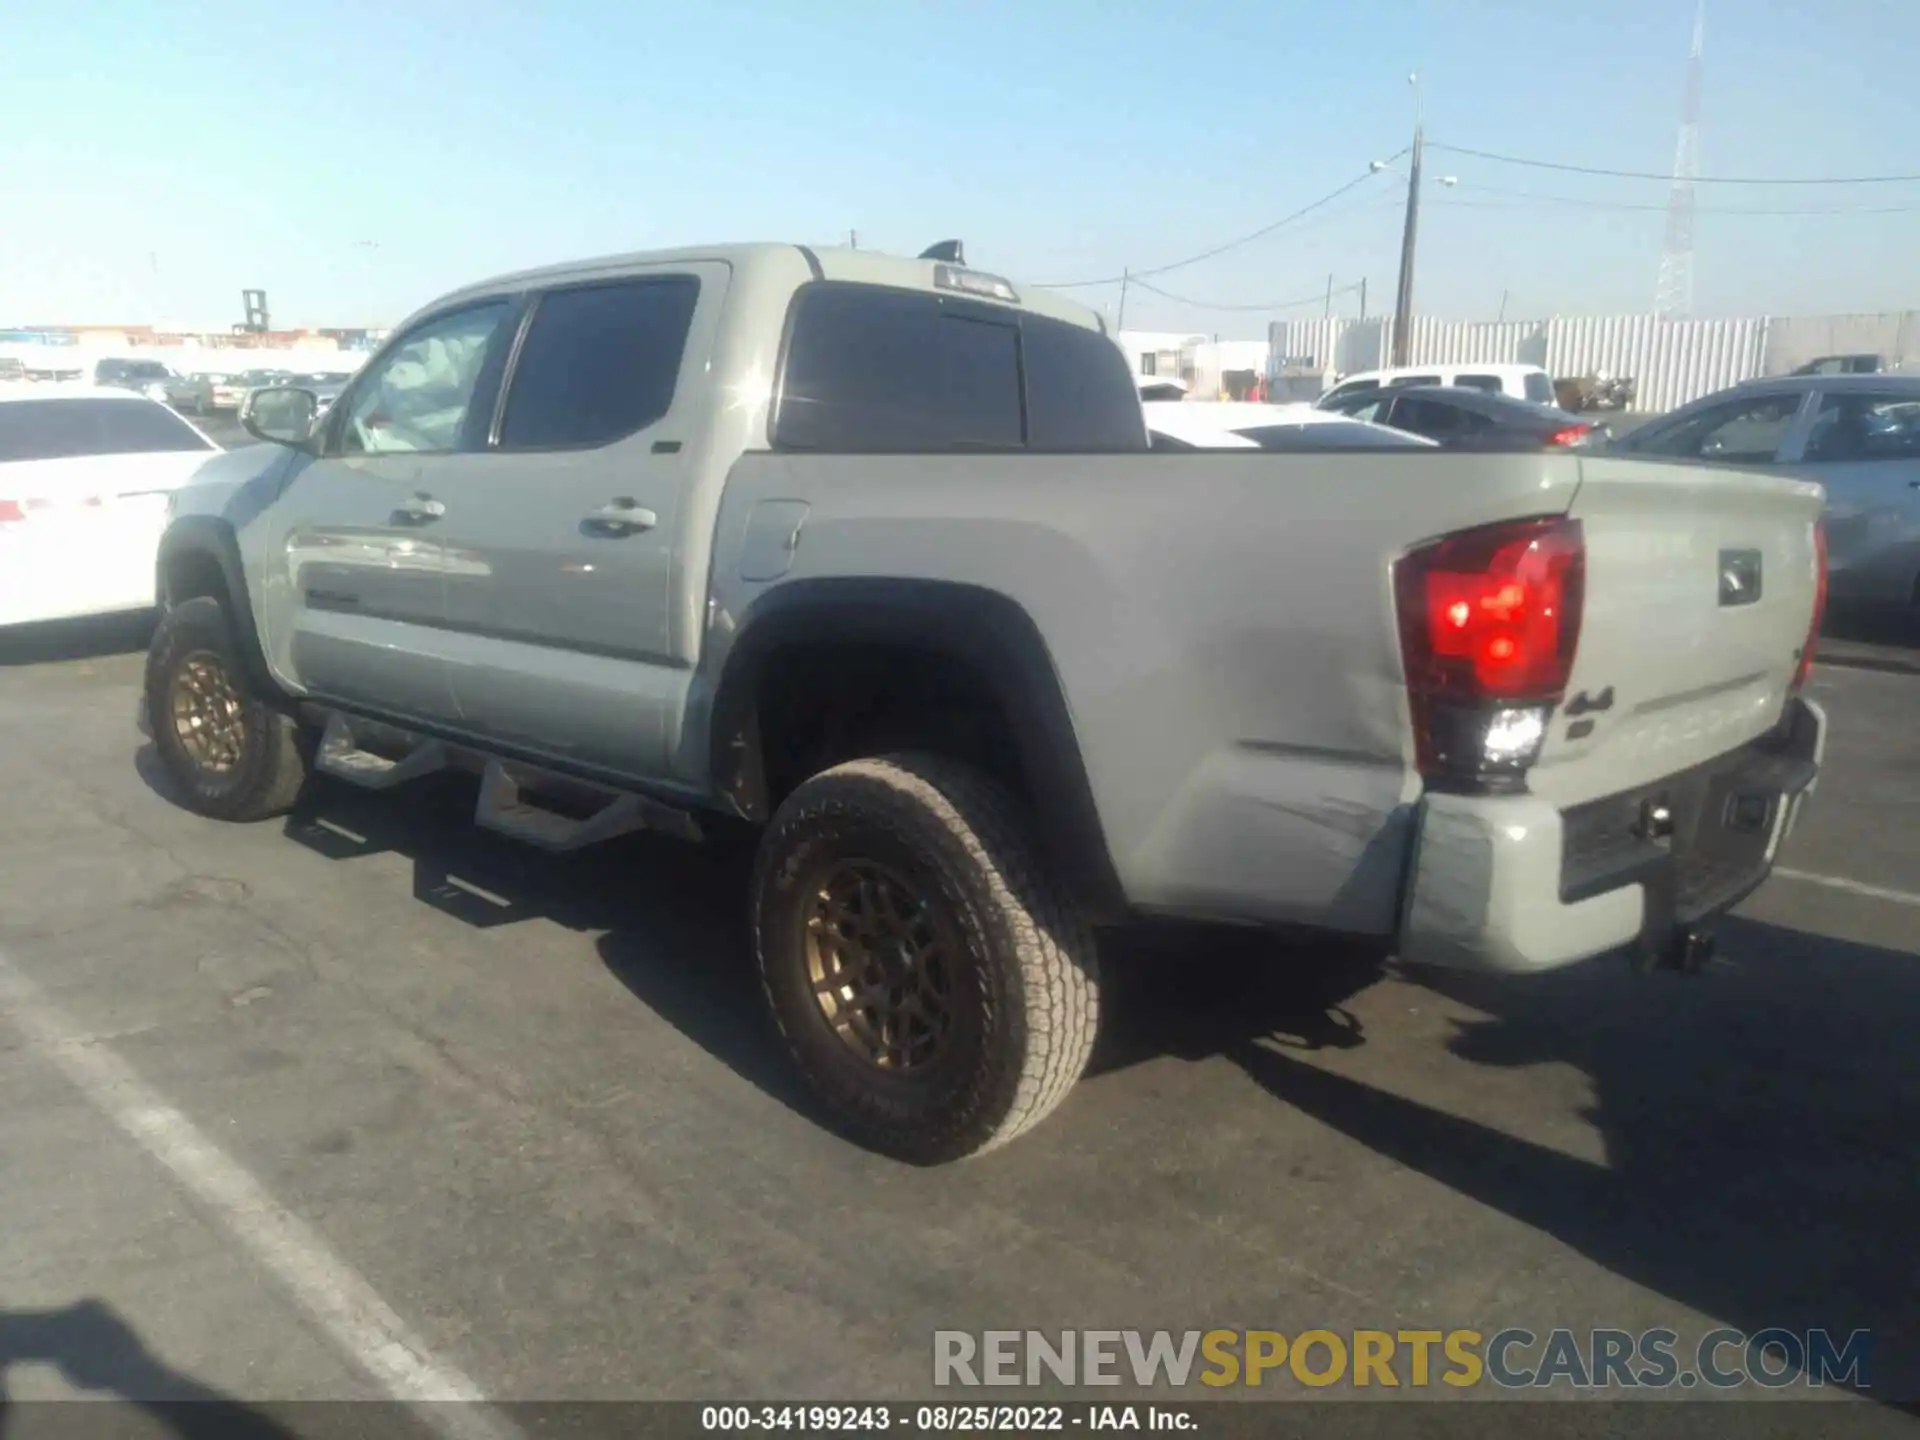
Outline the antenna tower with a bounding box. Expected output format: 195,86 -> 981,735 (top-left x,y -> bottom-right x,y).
1655,1 -> 1704,317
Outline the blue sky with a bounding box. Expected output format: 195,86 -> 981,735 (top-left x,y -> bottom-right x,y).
2,0 -> 1915,337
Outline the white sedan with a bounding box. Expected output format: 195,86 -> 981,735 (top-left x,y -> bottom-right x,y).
0,386 -> 222,628
1143,400 -> 1438,451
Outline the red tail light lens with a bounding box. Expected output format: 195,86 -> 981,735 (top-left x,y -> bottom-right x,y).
1793,517 -> 1827,691
0,500 -> 27,528
1547,425 -> 1592,447
1395,516 -> 1586,785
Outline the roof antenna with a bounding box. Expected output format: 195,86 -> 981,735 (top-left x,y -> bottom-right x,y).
918,240 -> 965,264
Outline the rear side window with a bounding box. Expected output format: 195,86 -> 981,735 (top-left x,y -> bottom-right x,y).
1388,374 -> 1442,388
1390,396 -> 1492,439
498,276 -> 700,450
1523,371 -> 1556,405
1024,319 -> 1147,451
774,282 -> 1145,453
1454,374 -> 1502,393
0,398 -> 213,462
776,285 -> 1016,451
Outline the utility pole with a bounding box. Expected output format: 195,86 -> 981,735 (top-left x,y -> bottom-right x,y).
849,230 -> 858,250
1497,289 -> 1509,324
1390,72 -> 1424,367
1324,273 -> 1334,319
1117,268 -> 1131,332
1359,277 -> 1368,321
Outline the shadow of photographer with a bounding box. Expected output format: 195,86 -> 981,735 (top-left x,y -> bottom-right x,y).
0,1299 -> 298,1439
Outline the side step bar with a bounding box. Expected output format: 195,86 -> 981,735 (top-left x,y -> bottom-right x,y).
304,706 -> 702,852
474,761 -> 699,852
314,713 -> 449,790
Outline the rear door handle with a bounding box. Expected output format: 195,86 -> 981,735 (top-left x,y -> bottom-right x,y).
584,498 -> 658,535
393,492 -> 445,525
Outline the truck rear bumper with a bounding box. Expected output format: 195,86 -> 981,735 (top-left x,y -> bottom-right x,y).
1400,697 -> 1826,975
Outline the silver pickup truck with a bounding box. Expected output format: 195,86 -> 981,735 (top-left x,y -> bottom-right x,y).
144,241 -> 1831,1164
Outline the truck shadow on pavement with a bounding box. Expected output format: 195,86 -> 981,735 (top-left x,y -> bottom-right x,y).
248,771 -> 1397,1132
163,767 -> 1920,1408
0,1299 -> 297,1438
1232,918 -> 1920,1408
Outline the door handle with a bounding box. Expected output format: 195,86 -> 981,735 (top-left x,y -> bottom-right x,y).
584,498 -> 658,535
393,492 -> 446,525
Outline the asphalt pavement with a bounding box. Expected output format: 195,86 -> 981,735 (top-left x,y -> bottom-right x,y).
0,618 -> 1916,1429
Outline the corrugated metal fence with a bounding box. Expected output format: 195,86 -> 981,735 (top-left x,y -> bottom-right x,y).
1268,314 -> 1780,411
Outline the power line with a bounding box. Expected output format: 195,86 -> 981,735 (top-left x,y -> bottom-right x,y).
1428,141 -> 1920,186
1035,158 -> 1405,290
1435,188 -> 1920,217
1128,275 -> 1365,313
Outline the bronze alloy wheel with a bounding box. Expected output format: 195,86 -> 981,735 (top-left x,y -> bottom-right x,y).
802,858 -> 957,1072
168,651 -> 248,773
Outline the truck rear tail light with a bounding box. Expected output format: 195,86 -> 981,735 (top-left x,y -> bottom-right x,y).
1394,515 -> 1586,789
1792,516 -> 1828,692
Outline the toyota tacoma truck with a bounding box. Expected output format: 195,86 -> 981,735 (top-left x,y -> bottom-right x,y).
141,241 -> 1830,1164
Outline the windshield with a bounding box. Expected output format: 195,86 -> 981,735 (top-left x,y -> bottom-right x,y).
0,397 -> 215,461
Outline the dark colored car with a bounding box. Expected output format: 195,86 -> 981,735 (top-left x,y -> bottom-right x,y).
1316,384 -> 1606,450
1789,354 -> 1887,377
92,357 -> 181,399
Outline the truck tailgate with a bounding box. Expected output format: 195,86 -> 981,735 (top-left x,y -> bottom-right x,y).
1527,455 -> 1826,808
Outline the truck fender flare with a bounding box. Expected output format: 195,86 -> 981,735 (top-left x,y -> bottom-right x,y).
154,516 -> 282,700
707,577 -> 1129,925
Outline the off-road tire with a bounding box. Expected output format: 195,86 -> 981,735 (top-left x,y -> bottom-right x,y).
753,753 -> 1101,1164
146,596 -> 308,822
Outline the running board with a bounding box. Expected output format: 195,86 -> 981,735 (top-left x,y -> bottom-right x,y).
474,760 -> 702,853
314,712 -> 449,790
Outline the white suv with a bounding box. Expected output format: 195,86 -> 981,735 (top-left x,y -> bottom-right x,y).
1322,363 -> 1557,408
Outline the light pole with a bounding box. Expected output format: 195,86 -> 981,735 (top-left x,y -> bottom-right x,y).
1375,76 -> 1456,367
1389,73 -> 1423,367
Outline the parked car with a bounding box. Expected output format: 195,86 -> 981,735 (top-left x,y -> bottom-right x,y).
92,357 -> 182,403
1610,373 -> 1920,615
1143,400 -> 1435,451
22,360 -> 84,383
211,369 -> 293,414
0,387 -> 221,628
145,241 -> 1827,1164
292,370 -> 356,417
0,358 -> 26,386
1317,384 -> 1606,449
1320,363 -> 1558,409
162,372 -> 218,415
1790,354 -> 1889,377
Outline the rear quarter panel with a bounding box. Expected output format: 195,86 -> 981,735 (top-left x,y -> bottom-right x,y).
700,450 -> 1586,930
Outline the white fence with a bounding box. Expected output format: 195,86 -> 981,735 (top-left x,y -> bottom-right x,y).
1268,309 -> 1919,412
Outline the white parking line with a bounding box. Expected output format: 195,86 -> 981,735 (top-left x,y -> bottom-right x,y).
0,949 -> 522,1440
1772,868 -> 1920,909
